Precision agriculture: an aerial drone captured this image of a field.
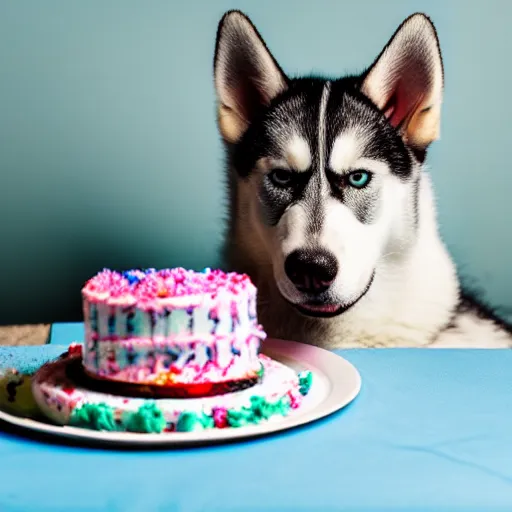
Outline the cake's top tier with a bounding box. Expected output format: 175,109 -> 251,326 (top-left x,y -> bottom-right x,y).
82,268 -> 256,310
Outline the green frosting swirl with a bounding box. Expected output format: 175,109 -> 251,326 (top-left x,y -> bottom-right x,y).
272,395 -> 292,416
225,408 -> 253,428
126,402 -> 166,433
200,412 -> 215,429
70,403 -> 118,431
298,370 -> 313,395
176,411 -> 205,432
226,395 -> 291,428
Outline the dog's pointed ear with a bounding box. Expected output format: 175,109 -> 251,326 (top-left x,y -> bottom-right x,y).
214,10 -> 288,143
361,13 -> 443,153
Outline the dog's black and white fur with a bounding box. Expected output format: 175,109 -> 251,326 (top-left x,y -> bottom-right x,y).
213,10 -> 512,348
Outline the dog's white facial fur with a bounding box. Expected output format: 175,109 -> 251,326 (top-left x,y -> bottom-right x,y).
262,129 -> 418,308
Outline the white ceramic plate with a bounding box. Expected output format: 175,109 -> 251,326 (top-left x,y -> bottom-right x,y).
0,339 -> 361,446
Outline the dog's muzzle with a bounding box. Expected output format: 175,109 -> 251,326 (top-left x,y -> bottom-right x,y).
282,250 -> 375,318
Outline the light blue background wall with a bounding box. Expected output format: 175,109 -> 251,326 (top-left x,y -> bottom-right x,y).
1,0 -> 511,324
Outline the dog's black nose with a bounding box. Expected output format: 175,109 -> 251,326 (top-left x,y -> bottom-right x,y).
284,249 -> 338,294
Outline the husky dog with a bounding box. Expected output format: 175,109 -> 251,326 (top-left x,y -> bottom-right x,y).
213,10 -> 512,348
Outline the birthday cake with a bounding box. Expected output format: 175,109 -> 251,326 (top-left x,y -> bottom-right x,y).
29,267 -> 314,434
81,268 -> 266,396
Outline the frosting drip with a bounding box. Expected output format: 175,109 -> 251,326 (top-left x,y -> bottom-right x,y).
83,331 -> 264,385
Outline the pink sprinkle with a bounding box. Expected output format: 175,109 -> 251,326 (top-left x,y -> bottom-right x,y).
68,343 -> 83,357
212,407 -> 228,428
134,274 -> 160,302
287,389 -> 302,409
109,279 -> 131,298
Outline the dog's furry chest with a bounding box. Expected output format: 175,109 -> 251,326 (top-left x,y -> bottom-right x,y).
258,296 -> 512,349
429,299 -> 512,348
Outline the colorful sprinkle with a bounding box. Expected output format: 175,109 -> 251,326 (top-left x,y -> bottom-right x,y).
287,389 -> 302,409
256,363 -> 265,380
67,343 -> 83,357
82,268 -> 255,308
212,407 -> 228,428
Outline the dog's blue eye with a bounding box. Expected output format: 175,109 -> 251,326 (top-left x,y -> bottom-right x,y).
269,169 -> 293,187
347,171 -> 370,188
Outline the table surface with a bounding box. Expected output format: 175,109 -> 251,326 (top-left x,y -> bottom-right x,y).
1,322 -> 512,512
0,323 -> 50,346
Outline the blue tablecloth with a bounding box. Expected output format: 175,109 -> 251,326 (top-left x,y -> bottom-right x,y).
1,323 -> 512,512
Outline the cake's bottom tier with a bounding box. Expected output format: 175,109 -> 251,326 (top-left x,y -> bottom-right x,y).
31,349 -> 314,433
83,331 -> 262,387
